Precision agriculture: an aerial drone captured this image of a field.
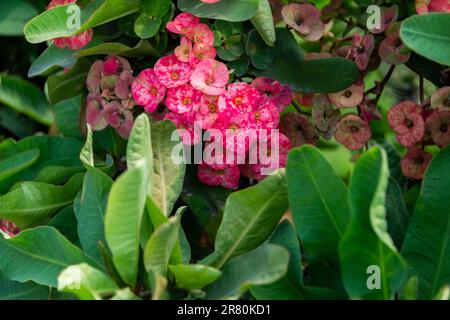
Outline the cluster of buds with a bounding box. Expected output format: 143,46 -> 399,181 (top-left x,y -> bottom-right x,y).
86,56 -> 135,139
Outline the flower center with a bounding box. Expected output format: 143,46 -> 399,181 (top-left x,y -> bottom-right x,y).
415,156 -> 424,165
150,87 -> 158,96
344,90 -> 353,98
394,38 -> 402,48
208,103 -> 217,113
228,124 -> 239,133
234,96 -> 243,106
440,123 -> 448,132
254,111 -> 261,121
350,126 -> 359,133
171,72 -> 180,80
182,97 -> 192,105
405,119 -> 414,128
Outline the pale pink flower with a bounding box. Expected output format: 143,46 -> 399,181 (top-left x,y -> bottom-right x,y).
218,82 -> 262,114
401,147 -> 433,180
281,3 -> 325,41
347,34 -> 375,71
197,163 -> 240,190
387,101 -> 425,147
379,23 -> 410,65
154,54 -> 192,88
251,98 -> 279,130
190,43 -> 217,67
251,77 -> 292,112
195,95 -> 221,129
103,101 -> 134,139
175,37 -> 193,63
86,93 -> 108,131
166,12 -> 200,35
335,114 -> 372,150
131,69 -> 166,113
189,23 -> 215,47
328,84 -> 365,108
166,84 -> 202,114
190,59 -> 229,95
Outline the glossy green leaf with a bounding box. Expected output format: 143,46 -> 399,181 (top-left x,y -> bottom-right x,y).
105,163 -> 149,287
400,13 -> 450,66
386,178 -> 410,249
77,39 -> 160,57
24,0 -> 141,44
246,29 -> 275,70
0,108 -> 40,138
287,146 -> 350,263
0,174 -> 83,229
54,95 -> 82,139
57,263 -> 118,300
28,45 -> 76,78
169,264 -> 222,291
0,74 -> 53,125
127,113 -> 153,172
80,124 -> 94,167
0,149 -> 40,182
0,227 -> 99,287
151,120 -> 186,216
250,0 -> 275,46
144,214 -> 181,277
134,14 -> 162,39
208,170 -> 288,269
205,244 -> 289,299
402,146 -> 450,299
339,147 -> 407,299
0,272 -> 50,300
178,0 -> 260,22
0,0 -> 38,36
142,0 -> 171,17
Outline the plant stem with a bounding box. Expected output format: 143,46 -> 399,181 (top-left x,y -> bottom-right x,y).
419,75 -> 424,104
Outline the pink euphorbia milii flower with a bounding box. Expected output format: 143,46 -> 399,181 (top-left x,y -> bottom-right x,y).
165,112 -> 201,145
218,82 -> 262,114
131,69 -> 166,113
103,101 -> 134,139
86,93 -> 108,131
347,34 -> 375,71
328,84 -> 365,108
388,101 -> 425,147
334,114 -> 372,150
379,23 -> 410,65
166,84 -> 202,114
368,6 -> 398,34
281,3 -> 325,41
190,59 -> 229,95
425,110 -> 450,147
154,54 -> 192,88
401,147 -> 432,180
166,12 -> 200,35
416,0 -> 450,14
195,95 -> 221,129
175,37 -> 194,63
197,163 -> 240,190
189,24 -> 215,47
251,77 -> 292,112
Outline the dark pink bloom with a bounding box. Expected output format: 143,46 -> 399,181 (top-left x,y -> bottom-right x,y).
251,98 -> 279,130
197,163 -> 240,190
131,69 -> 166,113
218,82 -> 262,114
334,114 -> 372,150
165,112 -> 201,145
103,101 -> 134,139
379,23 -> 410,65
416,0 -> 450,14
195,95 -> 221,129
388,101 -> 425,147
86,93 -> 108,131
102,56 -> 121,75
166,12 -> 200,35
281,3 -> 325,41
347,34 -> 375,71
154,54 -> 192,88
166,84 -> 202,114
425,110 -> 450,147
280,112 -> 319,147
401,147 -> 433,180
190,59 -> 229,95
251,77 -> 292,112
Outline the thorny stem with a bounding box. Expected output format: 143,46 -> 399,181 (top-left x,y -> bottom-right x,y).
367,65 -> 396,106
292,100 -> 303,114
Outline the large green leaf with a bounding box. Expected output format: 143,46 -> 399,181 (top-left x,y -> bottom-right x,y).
24,0 -> 141,44
0,74 -> 53,125
105,163 -> 149,287
400,13 -> 450,66
54,95 -> 82,139
28,45 -> 77,78
57,263 -> 118,300
339,147 -> 407,299
251,221 -> 344,300
127,113 -> 153,172
402,146 -> 450,299
169,264 -> 222,291
76,40 -> 160,58
205,244 -> 289,299
253,29 -> 358,93
151,120 -> 186,217
0,149 -> 40,182
286,146 -> 351,263
178,0 -> 260,22
250,0 -> 276,46
0,108 -> 40,138
386,178 -> 410,249
0,0 -> 38,36
48,206 -> 80,246
75,167 -> 113,263
0,271 -> 50,300
0,227 -> 99,287
208,170 -> 288,269
144,214 -> 181,277
0,174 -> 83,229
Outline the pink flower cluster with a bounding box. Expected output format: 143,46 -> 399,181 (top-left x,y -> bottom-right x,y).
86,56 -> 135,139
131,13 -> 293,189
0,220 -> 20,237
47,0 -> 93,50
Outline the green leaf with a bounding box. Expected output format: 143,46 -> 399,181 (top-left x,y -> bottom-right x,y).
0,74 -> 53,125
339,147 -> 407,299
48,206 -> 80,246
386,178 -> 410,249
0,271 -> 50,300
47,58 -> 91,105
246,29 -> 275,70
0,174 -> 84,229
24,0 -> 141,44
80,124 -> 94,167
0,149 -> 40,182
287,146 -> 351,263
250,221 -> 344,300
127,113 -> 153,172
76,39 -> 160,58
169,264 -> 222,291
0,0 -> 38,36
253,29 -> 358,93
402,146 -> 450,299
57,263 -> 118,300
75,167 -> 113,263
134,14 -> 162,39
205,244 -> 289,299
0,108 -> 40,138
144,214 -> 181,277
0,227 -> 99,287
54,95 -> 82,139
142,0 -> 171,17
28,45 -> 76,78
151,120 -> 186,216
250,0 -> 275,46
208,170 -> 288,269
105,163 -> 149,287
178,0 -> 260,22
400,13 -> 450,66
